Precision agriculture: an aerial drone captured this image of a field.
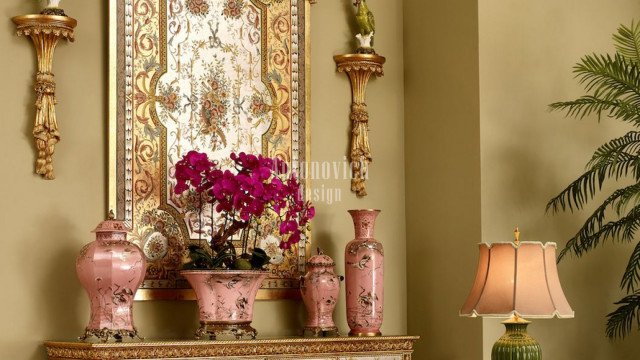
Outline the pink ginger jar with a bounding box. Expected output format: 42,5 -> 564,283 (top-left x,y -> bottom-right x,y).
181,270 -> 268,340
345,209 -> 384,336
76,211 -> 146,342
300,248 -> 343,337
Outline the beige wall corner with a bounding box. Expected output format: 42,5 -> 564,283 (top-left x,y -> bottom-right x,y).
404,0 -> 483,358
479,0 -> 640,359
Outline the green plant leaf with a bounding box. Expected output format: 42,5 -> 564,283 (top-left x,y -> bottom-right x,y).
574,53 -> 640,101
211,252 -> 236,268
250,247 -> 270,269
588,131 -> 640,171
558,182 -> 640,261
546,132 -> 640,215
606,292 -> 640,339
622,241 -> 640,292
550,20 -> 640,340
550,52 -> 640,127
549,96 -> 640,125
234,258 -> 253,270
614,21 -> 640,65
559,203 -> 640,260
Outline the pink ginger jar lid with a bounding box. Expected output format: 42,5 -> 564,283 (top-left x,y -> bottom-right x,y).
307,248 -> 335,268
92,210 -> 130,234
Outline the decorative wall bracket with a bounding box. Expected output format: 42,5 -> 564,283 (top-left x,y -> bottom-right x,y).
12,13 -> 77,180
334,53 -> 385,197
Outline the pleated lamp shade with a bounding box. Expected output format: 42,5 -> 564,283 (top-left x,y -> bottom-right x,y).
460,241 -> 574,319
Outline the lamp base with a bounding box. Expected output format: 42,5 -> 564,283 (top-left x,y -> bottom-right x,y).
491,318 -> 542,360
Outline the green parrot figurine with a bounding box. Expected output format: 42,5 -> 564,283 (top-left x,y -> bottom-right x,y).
355,0 -> 375,36
354,0 -> 376,53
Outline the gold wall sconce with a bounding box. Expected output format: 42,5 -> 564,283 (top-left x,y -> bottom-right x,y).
334,53 -> 385,197
12,10 -> 77,180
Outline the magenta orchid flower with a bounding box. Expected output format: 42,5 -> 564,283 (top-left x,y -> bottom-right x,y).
174,151 -> 314,251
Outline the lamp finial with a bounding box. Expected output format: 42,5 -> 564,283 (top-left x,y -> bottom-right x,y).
514,227 -> 520,245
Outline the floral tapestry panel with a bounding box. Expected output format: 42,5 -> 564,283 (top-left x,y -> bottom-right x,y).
110,0 -> 309,300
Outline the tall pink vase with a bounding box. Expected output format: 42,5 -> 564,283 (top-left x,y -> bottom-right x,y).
345,209 -> 384,336
181,270 -> 268,340
76,212 -> 146,342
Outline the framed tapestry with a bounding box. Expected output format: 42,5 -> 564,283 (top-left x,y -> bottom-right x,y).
108,0 -> 311,300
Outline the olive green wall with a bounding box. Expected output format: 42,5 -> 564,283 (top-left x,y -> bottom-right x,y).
0,1 -> 406,359
8,1 -> 640,359
404,0 -> 483,359
479,0 -> 640,359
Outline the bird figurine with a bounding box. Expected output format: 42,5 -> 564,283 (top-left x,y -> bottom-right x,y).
353,0 -> 376,54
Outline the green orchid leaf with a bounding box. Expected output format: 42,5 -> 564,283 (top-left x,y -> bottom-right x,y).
250,248 -> 271,269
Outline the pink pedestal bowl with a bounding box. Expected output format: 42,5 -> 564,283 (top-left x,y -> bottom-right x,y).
181,270 -> 268,340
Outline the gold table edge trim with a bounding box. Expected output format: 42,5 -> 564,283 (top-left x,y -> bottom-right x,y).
45,335 -> 420,348
45,337 -> 419,359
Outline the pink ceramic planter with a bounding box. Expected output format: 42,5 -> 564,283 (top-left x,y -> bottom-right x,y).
300,249 -> 343,336
76,213 -> 146,342
345,209 -> 384,336
181,270 -> 268,340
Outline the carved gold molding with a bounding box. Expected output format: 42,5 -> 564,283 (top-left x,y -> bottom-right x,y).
12,14 -> 77,180
334,54 -> 386,197
45,336 -> 418,359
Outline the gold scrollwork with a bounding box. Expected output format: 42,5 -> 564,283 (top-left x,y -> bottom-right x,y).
45,336 -> 419,359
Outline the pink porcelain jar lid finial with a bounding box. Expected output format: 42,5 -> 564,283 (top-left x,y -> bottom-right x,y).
92,210 -> 130,233
306,248 -> 335,268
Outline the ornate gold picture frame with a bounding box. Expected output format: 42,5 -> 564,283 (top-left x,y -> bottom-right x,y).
108,0 -> 311,300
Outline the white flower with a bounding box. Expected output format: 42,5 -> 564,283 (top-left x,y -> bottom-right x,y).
259,235 -> 284,265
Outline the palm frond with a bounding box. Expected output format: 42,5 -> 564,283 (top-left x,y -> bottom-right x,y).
621,242 -> 640,292
551,20 -> 640,340
546,132 -> 640,214
558,183 -> 640,261
588,131 -> 640,170
614,21 -> 640,64
614,182 -> 640,215
559,203 -> 640,260
549,96 -> 640,125
606,292 -> 640,339
573,53 -> 640,103
546,170 -> 604,214
587,136 -> 640,194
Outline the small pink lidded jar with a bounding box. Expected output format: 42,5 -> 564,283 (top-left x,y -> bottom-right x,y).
300,248 -> 343,337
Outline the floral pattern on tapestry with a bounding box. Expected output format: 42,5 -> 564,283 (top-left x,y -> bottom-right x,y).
112,0 -> 308,298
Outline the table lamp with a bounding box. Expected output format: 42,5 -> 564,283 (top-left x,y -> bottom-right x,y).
460,229 -> 574,360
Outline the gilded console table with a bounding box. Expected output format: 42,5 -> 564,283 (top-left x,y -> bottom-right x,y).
45,336 -> 418,360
